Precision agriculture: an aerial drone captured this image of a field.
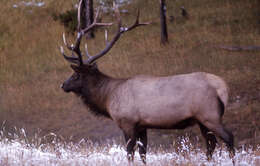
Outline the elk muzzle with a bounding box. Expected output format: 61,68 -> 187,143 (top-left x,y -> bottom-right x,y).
60,82 -> 71,93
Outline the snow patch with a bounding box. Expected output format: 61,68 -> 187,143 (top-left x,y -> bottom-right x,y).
13,1 -> 45,8
0,138 -> 259,166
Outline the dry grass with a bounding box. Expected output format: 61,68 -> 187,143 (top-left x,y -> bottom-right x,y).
0,0 -> 259,147
0,128 -> 259,166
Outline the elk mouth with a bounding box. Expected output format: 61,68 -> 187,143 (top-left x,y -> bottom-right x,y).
62,88 -> 71,93
63,88 -> 71,93
60,83 -> 72,93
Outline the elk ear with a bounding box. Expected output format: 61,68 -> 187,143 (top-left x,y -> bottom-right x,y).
70,64 -> 81,73
91,62 -> 97,69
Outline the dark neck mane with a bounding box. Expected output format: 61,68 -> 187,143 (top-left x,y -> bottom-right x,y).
76,69 -> 122,118
80,95 -> 111,118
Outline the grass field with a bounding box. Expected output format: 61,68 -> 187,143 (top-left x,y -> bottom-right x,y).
0,129 -> 259,166
0,0 -> 260,162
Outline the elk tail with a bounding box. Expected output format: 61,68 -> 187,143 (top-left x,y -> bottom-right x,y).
218,96 -> 225,116
205,73 -> 229,108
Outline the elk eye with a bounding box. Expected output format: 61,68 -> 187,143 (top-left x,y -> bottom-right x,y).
73,74 -> 80,80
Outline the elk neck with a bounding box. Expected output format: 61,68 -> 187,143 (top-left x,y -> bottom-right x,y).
78,67 -> 124,118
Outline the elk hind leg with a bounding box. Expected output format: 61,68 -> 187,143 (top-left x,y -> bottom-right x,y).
199,98 -> 235,160
215,125 -> 235,159
203,121 -> 235,159
199,123 -> 217,160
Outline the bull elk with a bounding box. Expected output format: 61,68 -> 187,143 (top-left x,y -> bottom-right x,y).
59,1 -> 235,165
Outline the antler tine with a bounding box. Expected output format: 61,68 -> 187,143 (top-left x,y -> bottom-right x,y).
77,0 -> 83,32
124,9 -> 151,32
59,46 -> 79,64
105,29 -> 108,46
74,0 -> 84,51
82,8 -> 113,35
85,43 -> 91,58
94,7 -> 101,24
60,46 -> 64,55
114,2 -> 122,29
63,33 -> 73,51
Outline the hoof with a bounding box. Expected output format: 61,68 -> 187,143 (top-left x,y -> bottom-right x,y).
140,154 -> 146,165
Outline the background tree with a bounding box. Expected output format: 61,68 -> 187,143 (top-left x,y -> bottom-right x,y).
159,0 -> 168,44
81,0 -> 95,38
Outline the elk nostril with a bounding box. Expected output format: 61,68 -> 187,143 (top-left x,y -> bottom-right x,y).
60,83 -> 64,89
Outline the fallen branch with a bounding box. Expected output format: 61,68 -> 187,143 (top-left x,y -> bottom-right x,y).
218,45 -> 260,51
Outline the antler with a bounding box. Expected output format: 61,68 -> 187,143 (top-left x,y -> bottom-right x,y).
60,2 -> 150,65
60,0 -> 112,65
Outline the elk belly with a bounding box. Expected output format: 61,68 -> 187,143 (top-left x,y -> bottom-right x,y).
137,94 -> 194,129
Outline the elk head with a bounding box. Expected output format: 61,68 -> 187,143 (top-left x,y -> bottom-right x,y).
60,64 -> 97,93
59,1 -> 150,94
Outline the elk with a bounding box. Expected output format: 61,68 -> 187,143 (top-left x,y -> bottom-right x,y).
59,2 -> 235,165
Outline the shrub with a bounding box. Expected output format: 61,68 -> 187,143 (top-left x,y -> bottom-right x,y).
52,8 -> 78,34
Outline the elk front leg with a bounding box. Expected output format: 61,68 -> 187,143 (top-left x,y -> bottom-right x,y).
137,129 -> 147,165
123,129 -> 137,164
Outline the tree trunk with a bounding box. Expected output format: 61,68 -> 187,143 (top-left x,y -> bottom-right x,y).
81,0 -> 94,38
159,0 -> 168,44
